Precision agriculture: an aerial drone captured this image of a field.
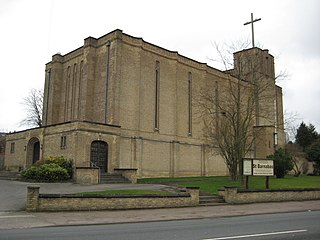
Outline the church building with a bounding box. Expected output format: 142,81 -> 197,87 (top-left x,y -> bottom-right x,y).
4,29 -> 285,181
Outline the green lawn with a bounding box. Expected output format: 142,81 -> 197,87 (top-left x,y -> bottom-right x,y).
79,189 -> 172,195
138,175 -> 320,195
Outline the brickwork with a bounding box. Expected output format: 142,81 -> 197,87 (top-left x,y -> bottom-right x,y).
114,168 -> 138,183
75,167 -> 100,184
26,186 -> 199,212
254,126 -> 275,158
221,187 -> 320,204
4,29 -> 285,178
0,133 -> 5,169
26,185 -> 40,211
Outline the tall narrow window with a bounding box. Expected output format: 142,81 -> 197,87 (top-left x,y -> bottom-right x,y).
188,72 -> 192,136
44,69 -> 51,125
154,61 -> 160,131
65,66 -> 71,121
60,136 -> 67,149
105,41 -> 111,124
10,142 -> 15,153
71,63 -> 77,119
78,61 -> 84,117
215,81 -> 219,130
0,143 -> 4,154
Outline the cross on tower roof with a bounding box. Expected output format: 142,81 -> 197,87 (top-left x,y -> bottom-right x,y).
244,13 -> 261,48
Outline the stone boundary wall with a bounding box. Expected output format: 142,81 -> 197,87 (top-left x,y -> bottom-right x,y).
75,167 -> 100,184
26,186 -> 199,212
219,187 -> 320,204
114,168 -> 137,183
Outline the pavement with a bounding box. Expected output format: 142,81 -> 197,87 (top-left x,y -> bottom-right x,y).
0,180 -> 320,230
0,180 -> 179,212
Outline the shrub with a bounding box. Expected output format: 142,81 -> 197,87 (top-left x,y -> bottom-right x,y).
45,156 -> 73,178
267,148 -> 293,178
33,159 -> 46,166
305,139 -> 320,176
41,163 -> 69,181
21,163 -> 70,182
21,166 -> 45,181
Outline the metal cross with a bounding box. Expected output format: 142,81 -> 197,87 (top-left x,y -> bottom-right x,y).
244,13 -> 261,48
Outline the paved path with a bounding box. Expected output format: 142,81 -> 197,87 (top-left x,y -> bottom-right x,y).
0,201 -> 319,230
0,180 -> 320,230
0,180 -> 177,212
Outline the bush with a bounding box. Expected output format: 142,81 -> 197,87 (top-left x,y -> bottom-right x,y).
305,139 -> 320,176
21,156 -> 72,182
41,163 -> 69,181
21,163 -> 69,182
21,166 -> 45,181
46,156 -> 73,178
267,148 -> 293,178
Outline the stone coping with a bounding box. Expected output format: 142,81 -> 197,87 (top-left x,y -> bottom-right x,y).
39,193 -> 190,198
114,168 -> 138,171
75,167 -> 99,170
26,186 -> 200,211
238,188 -> 320,192
219,187 -> 320,192
219,186 -> 320,204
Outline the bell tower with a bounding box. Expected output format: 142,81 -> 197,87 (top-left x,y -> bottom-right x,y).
233,47 -> 276,127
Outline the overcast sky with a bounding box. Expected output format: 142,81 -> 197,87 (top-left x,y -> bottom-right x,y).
0,0 -> 319,133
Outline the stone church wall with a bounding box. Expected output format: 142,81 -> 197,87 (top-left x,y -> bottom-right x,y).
141,140 -> 171,177
5,132 -> 26,171
4,30 -> 284,179
178,144 -> 202,176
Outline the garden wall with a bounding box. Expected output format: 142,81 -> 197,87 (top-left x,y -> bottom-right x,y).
74,167 -> 100,184
26,186 -> 199,211
220,187 -> 320,204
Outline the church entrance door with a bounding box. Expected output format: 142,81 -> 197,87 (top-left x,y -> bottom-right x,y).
26,137 -> 40,167
33,141 -> 40,164
90,141 -> 108,173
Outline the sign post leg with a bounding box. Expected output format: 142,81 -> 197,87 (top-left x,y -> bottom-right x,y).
266,176 -> 269,189
245,176 -> 249,189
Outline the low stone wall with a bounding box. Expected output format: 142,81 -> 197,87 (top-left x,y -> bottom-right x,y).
26,186 -> 199,212
74,167 -> 100,184
220,187 -> 320,204
114,168 -> 137,183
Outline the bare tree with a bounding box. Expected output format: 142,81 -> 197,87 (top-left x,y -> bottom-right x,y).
284,111 -> 301,143
20,88 -> 43,127
286,143 -> 309,176
197,43 -> 278,181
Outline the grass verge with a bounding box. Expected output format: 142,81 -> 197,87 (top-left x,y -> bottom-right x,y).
79,189 -> 172,195
138,175 -> 320,195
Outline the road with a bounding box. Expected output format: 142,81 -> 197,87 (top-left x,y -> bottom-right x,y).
0,179 -> 175,211
0,211 -> 319,240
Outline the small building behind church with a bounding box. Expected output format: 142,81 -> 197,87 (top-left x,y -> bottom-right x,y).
0,133 -> 6,170
4,29 -> 285,180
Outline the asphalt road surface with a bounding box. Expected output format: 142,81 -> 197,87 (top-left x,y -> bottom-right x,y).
0,211 -> 319,240
0,179 -> 173,211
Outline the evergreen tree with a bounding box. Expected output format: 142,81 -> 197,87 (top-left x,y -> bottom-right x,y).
267,148 -> 293,178
295,122 -> 318,151
305,139 -> 320,175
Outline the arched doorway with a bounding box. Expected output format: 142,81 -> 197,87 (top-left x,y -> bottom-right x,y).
26,137 -> 40,167
90,141 -> 108,173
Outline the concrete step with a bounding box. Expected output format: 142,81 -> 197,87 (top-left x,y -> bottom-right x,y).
199,194 -> 225,206
0,171 -> 22,181
100,174 -> 130,184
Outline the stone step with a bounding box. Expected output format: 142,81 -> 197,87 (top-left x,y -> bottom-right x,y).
199,202 -> 228,206
99,174 -> 130,184
0,171 -> 22,181
199,194 -> 225,206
